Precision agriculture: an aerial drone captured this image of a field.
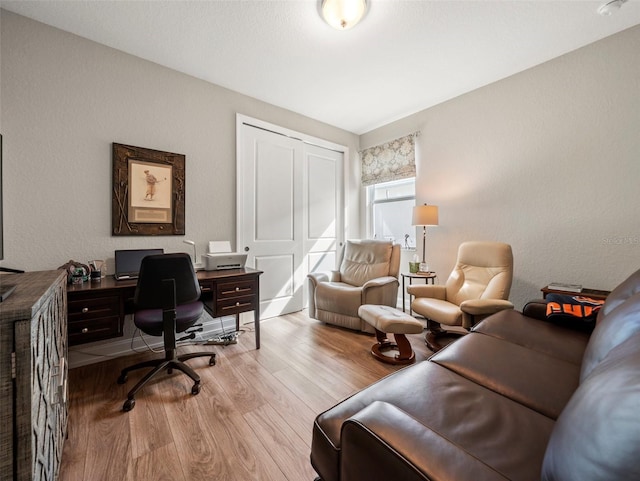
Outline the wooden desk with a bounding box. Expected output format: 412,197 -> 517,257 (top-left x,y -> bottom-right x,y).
67,268 -> 263,348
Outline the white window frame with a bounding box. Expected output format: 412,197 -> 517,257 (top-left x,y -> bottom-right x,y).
366,177 -> 416,248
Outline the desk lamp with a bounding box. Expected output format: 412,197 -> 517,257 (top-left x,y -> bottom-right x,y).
412,204 -> 439,272
183,239 -> 201,270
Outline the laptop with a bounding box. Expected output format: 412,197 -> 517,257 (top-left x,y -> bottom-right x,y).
114,248 -> 164,280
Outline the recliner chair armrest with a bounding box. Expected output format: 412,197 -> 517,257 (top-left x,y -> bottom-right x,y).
362,276 -> 398,290
460,299 -> 514,316
406,284 -> 446,299
340,401 -> 510,481
329,270 -> 342,282
307,271 -> 330,288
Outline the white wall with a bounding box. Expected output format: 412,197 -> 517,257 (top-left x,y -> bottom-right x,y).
0,10 -> 362,367
0,10 -> 360,275
361,25 -> 640,310
3,9 -> 639,319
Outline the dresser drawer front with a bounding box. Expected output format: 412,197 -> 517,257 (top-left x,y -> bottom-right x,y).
68,316 -> 122,345
216,279 -> 256,299
68,295 -> 120,321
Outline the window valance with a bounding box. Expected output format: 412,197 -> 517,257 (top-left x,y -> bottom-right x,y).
360,132 -> 417,187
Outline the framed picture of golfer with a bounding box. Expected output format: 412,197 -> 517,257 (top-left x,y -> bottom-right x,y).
112,143 -> 185,236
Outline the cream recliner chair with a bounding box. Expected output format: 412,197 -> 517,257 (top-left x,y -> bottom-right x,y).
408,241 -> 514,351
307,240 -> 400,332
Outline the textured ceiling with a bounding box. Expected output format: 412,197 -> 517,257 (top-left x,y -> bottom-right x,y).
2,0 -> 640,134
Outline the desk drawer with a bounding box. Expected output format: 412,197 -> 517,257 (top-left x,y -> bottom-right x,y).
68,316 -> 122,345
69,295 -> 120,321
216,279 -> 256,299
216,296 -> 256,316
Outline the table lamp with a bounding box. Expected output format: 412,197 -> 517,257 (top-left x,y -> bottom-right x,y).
412,204 -> 439,271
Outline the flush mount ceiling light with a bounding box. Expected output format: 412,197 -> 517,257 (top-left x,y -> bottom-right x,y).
321,0 -> 368,30
598,0 -> 627,16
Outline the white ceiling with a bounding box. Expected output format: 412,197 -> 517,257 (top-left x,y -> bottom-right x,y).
2,1 -> 640,134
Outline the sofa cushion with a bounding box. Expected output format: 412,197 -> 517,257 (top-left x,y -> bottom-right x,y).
472,309 -> 589,365
341,401 -> 511,481
431,333 -> 580,419
596,267 -> 640,321
312,360 -> 555,481
580,290 -> 640,382
542,332 -> 640,481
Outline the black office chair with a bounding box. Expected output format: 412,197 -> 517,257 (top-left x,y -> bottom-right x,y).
117,253 -> 216,412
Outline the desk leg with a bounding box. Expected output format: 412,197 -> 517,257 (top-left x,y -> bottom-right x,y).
255,280 -> 260,349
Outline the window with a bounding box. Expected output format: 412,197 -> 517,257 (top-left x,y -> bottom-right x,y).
368,178 -> 416,249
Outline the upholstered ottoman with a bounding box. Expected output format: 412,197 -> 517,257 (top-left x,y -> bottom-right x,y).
358,304 -> 424,364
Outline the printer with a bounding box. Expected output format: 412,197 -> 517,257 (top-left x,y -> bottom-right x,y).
201,241 -> 247,271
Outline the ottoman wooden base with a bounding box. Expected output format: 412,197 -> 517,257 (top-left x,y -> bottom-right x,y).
358,305 -> 424,365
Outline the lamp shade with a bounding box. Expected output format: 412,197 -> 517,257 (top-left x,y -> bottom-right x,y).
321,0 -> 367,30
412,204 -> 439,226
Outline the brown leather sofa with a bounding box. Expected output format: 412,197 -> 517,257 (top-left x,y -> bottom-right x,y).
311,268 -> 640,481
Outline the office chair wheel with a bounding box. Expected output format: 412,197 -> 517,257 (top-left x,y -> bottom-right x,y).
191,383 -> 201,395
209,355 -> 216,366
123,398 -> 136,412
117,373 -> 127,384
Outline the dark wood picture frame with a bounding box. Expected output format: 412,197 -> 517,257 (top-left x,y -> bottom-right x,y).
112,143 -> 185,236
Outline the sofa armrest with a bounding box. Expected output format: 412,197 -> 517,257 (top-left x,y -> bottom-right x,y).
406,284 -> 446,299
340,401 -> 509,481
460,299 -> 514,316
522,299 -> 548,320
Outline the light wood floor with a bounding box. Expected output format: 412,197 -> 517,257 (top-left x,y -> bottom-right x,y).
59,310 -> 433,481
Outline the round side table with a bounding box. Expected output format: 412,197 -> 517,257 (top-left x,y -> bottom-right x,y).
401,272 -> 437,314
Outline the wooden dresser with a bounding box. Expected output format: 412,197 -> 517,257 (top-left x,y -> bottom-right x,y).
0,270 -> 68,481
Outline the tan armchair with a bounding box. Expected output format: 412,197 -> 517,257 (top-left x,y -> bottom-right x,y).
408,241 -> 514,350
307,240 -> 400,332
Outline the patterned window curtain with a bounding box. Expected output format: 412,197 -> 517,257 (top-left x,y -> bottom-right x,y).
360,133 -> 417,186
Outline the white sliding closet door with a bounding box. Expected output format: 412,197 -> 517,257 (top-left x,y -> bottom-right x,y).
237,118 -> 344,319
303,144 -> 343,306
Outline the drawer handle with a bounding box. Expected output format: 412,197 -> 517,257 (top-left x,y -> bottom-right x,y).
222,302 -> 250,311
81,328 -> 89,334
222,288 -> 251,295
82,307 -> 89,313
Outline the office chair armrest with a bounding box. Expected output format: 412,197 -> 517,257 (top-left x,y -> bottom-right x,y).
362,276 -> 399,290
307,272 -> 330,288
406,284 -> 446,299
460,299 -> 514,316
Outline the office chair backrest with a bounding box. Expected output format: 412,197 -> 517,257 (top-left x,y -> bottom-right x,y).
134,253 -> 201,310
